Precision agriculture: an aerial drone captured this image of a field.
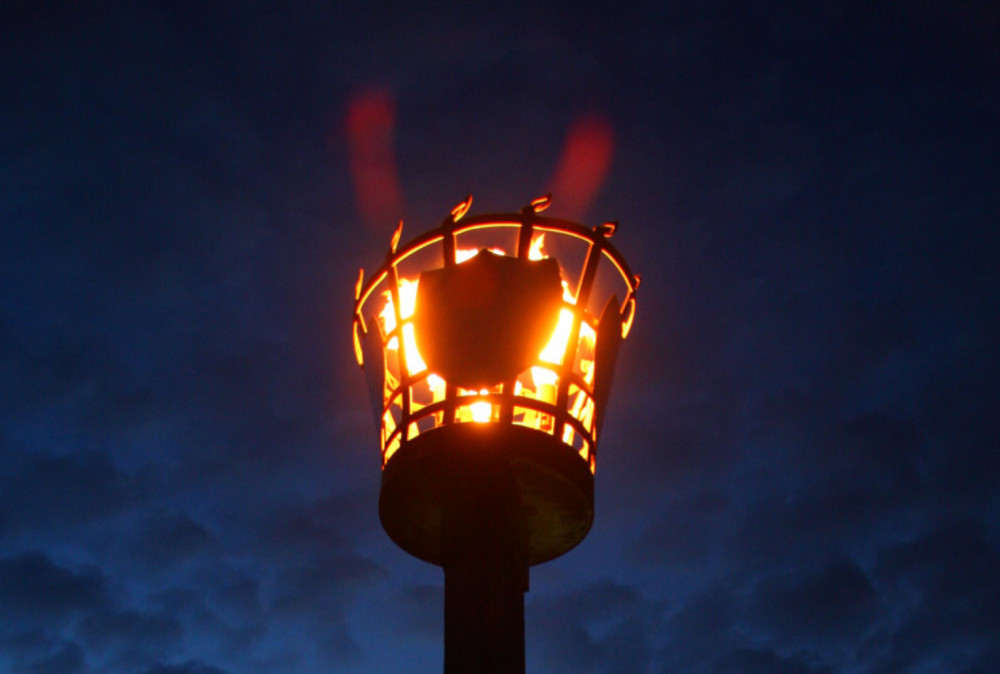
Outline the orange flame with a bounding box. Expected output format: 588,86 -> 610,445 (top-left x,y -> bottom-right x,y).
380,236 -> 597,437
529,235 -> 597,394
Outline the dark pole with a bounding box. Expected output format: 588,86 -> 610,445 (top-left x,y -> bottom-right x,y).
442,448 -> 528,674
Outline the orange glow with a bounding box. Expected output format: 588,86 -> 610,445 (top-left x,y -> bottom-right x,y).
379,236 -> 597,440
528,234 -> 546,261
380,279 -> 448,404
379,278 -> 426,371
456,246 -> 505,264
345,87 -> 404,226
354,200 -> 639,475
547,114 -> 615,222
528,235 -> 597,398
470,391 -> 492,422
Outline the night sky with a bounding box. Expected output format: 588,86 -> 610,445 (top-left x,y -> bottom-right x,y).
2,2 -> 999,673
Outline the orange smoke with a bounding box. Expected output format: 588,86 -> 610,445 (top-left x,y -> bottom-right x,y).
345,88 -> 404,227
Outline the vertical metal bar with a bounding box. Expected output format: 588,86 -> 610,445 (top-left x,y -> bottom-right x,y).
499,215 -> 538,426
554,235 -> 603,443
516,209 -> 534,259
386,262 -> 411,439
443,450 -> 527,674
441,221 -> 458,424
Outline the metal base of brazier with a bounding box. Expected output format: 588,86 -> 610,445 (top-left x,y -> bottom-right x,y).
379,423 -> 594,673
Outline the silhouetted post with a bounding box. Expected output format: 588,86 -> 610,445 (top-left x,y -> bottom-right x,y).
442,446 -> 527,673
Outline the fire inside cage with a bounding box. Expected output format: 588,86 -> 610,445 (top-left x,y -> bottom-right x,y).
352,195 -> 639,568
354,195 -> 638,464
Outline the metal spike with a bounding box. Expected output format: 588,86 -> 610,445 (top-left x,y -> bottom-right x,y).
596,221 -> 618,237
390,220 -> 403,253
451,195 -> 473,222
530,194 -> 552,213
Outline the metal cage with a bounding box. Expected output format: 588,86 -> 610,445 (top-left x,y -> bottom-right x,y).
352,195 -> 639,565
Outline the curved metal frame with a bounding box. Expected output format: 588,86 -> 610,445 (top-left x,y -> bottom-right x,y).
353,196 -> 640,473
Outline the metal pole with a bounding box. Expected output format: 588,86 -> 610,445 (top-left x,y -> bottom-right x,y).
442,450 -> 528,674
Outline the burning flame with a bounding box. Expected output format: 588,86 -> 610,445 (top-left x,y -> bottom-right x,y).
379,235 -> 596,444
379,278 -> 445,398
530,236 -> 597,392
470,391 -> 492,422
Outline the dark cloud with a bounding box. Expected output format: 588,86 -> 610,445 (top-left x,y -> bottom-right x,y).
748,558 -> 878,644
144,584 -> 264,661
870,519 -> 1000,672
0,553 -> 108,624
719,417 -> 928,574
129,511 -> 219,573
25,640 -> 87,674
711,647 -> 833,674
394,583 -> 443,638
145,661 -> 231,674
271,555 -> 383,616
527,580 -> 656,673
78,609 -> 184,666
196,572 -> 265,628
660,588 -> 738,670
0,449 -> 136,537
629,487 -> 732,568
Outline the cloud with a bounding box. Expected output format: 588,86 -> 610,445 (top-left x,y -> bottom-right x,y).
654,574 -> 869,673
146,583 -> 263,658
128,511 -> 220,573
0,553 -> 109,625
710,647 -> 833,674
629,487 -> 732,569
527,580 -> 655,674
869,519 -> 1000,672
78,609 -> 184,667
144,661 -> 231,674
660,587 -> 738,670
747,558 -> 878,644
270,554 -> 384,618
25,640 -> 87,674
394,583 -> 443,638
0,449 -> 137,539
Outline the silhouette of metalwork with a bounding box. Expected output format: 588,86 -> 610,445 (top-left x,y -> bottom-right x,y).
353,195 -> 639,672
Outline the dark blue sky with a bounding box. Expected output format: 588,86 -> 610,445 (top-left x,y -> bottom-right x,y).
2,1 -> 998,673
